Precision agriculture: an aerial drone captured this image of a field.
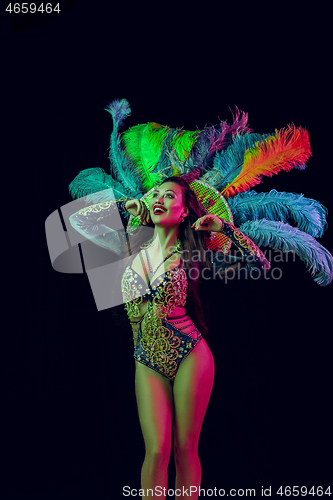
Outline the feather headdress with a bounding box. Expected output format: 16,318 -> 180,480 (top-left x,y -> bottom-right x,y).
222,125 -> 311,197
104,99 -> 144,199
208,132 -> 272,190
239,219 -> 333,286
122,124 -> 199,189
68,99 -> 332,285
229,189 -> 328,238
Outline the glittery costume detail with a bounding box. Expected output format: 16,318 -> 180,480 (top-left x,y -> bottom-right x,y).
121,257 -> 198,381
219,219 -> 269,268
134,317 -> 202,381
69,199 -> 129,254
76,199 -> 128,216
121,263 -> 187,316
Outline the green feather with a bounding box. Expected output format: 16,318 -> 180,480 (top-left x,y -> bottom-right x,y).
171,130 -> 200,161
122,124 -> 200,189
122,123 -> 170,190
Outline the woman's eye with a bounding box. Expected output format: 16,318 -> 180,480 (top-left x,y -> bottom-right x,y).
152,193 -> 174,198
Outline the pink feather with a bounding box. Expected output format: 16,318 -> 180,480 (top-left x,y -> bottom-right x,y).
209,107 -> 253,154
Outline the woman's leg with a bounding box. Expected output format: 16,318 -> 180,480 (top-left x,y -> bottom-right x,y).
173,340 -> 215,499
135,362 -> 174,499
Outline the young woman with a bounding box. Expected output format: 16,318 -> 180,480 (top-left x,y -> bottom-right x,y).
69,175 -> 270,499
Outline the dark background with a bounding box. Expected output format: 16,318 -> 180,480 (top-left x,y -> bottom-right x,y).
2,2 -> 332,499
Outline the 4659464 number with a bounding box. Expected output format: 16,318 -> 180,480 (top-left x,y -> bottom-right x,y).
6,3 -> 61,14
276,486 -> 331,496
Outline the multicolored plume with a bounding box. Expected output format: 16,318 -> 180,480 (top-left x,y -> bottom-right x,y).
68,99 -> 333,286
222,125 -> 312,197
206,133 -> 271,190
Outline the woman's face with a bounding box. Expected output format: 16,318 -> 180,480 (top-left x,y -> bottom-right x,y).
149,182 -> 188,227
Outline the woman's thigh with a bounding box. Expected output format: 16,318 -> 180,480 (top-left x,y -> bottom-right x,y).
135,362 -> 174,453
173,340 -> 215,449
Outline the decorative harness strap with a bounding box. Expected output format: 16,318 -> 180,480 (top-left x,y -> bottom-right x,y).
140,248 -> 178,286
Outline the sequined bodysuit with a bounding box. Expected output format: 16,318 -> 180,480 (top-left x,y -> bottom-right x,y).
121,249 -> 202,381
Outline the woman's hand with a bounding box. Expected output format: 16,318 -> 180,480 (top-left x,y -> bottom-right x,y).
191,214 -> 223,232
125,199 -> 150,225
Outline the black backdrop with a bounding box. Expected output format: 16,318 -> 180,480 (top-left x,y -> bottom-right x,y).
2,2 -> 332,499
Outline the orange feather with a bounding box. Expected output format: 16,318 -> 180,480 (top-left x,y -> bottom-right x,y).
222,125 -> 312,198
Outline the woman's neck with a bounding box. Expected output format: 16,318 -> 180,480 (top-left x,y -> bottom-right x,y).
152,225 -> 180,253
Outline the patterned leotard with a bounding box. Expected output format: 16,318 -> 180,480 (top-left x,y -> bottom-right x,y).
121,254 -> 202,381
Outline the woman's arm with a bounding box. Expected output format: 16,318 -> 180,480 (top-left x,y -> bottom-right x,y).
192,214 -> 271,273
218,218 -> 270,272
69,199 -> 130,254
69,197 -> 151,254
